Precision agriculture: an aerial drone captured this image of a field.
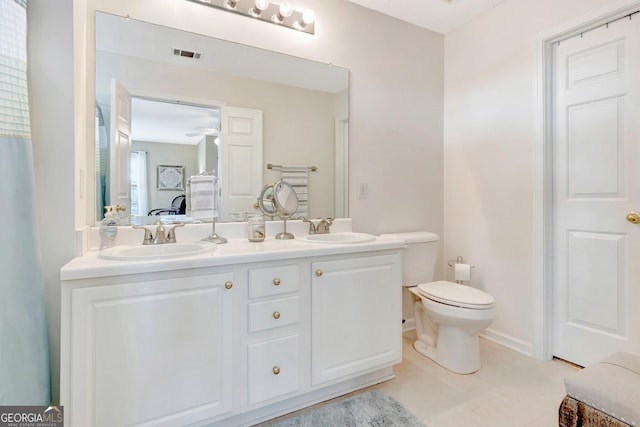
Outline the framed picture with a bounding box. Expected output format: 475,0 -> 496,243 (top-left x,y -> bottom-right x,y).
157,165 -> 185,191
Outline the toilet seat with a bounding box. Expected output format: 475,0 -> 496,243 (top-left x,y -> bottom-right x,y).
417,280 -> 494,310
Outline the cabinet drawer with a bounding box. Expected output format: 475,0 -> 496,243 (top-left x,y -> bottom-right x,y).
248,296 -> 299,332
247,335 -> 300,405
249,265 -> 299,298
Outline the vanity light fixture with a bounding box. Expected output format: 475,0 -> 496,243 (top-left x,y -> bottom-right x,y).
186,0 -> 316,34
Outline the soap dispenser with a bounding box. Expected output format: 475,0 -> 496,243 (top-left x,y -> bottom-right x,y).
100,206 -> 119,250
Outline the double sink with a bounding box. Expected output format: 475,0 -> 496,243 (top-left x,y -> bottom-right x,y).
98,232 -> 376,261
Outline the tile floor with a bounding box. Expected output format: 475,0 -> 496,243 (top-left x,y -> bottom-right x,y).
264,330 -> 580,427
370,330 -> 579,426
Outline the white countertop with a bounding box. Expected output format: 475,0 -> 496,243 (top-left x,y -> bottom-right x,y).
61,231 -> 405,281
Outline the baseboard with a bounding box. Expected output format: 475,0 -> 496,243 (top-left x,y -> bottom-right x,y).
480,328 -> 534,357
402,318 -> 415,332
402,322 -> 533,358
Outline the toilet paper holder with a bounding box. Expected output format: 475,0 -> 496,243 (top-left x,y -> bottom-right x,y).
447,256 -> 475,284
447,255 -> 475,268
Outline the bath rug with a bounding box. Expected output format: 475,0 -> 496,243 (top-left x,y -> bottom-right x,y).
262,390 -> 425,427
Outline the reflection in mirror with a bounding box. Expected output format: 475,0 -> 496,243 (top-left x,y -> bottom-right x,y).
273,181 -> 299,219
94,12 -> 349,224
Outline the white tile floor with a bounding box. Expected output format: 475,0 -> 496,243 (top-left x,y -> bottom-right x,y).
265,330 -> 580,427
371,331 -> 579,427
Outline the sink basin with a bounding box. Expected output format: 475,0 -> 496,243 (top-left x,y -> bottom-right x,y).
301,232 -> 376,244
98,242 -> 216,261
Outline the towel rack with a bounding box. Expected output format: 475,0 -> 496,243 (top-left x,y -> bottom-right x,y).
267,163 -> 318,172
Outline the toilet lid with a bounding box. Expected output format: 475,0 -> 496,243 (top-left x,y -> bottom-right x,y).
417,280 -> 494,309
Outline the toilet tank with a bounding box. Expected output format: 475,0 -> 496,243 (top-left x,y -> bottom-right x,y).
379,231 -> 440,287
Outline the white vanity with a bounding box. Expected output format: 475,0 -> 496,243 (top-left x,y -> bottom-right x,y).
60,222 -> 403,426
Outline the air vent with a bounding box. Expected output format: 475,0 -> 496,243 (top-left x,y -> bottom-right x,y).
173,49 -> 202,59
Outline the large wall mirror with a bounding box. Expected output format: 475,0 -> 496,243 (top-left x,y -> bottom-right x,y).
94,12 -> 349,224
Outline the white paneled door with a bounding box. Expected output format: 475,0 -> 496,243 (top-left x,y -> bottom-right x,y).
109,79 -> 132,218
552,17 -> 640,367
219,106 -> 263,221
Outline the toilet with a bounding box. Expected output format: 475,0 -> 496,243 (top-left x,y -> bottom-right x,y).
379,231 -> 496,374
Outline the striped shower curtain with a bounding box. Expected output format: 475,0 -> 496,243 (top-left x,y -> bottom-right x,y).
0,0 -> 51,404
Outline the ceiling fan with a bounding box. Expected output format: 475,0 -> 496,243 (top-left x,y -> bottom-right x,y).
186,127 -> 219,137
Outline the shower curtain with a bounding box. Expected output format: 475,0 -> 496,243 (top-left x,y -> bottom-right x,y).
0,0 -> 51,404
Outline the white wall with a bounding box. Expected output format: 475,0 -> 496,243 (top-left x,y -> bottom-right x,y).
443,0 -> 620,354
28,0 -> 444,402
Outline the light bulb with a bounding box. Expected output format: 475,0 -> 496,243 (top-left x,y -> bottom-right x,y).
225,0 -> 238,9
250,0 -> 269,16
302,9 -> 316,25
279,2 -> 293,18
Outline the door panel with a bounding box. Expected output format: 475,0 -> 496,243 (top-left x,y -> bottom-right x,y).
567,98 -> 623,197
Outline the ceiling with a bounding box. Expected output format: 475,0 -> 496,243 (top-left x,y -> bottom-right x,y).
131,98 -> 220,145
346,0 -> 507,34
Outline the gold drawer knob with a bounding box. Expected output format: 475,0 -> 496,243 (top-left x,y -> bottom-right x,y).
315,270 -> 323,277
273,278 -> 281,286
225,281 -> 233,289
273,366 -> 281,375
273,311 -> 281,320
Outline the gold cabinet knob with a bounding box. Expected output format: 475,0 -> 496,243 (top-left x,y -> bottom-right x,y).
225,281 -> 233,289
115,205 -> 127,212
273,311 -> 281,320
273,278 -> 281,286
272,366 -> 280,375
627,212 -> 640,224
315,270 -> 323,277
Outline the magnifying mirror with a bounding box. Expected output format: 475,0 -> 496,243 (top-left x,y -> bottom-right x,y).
273,181 -> 298,219
257,182 -> 277,218
257,181 -> 298,239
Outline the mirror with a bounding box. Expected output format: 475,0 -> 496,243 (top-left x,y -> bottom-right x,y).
273,181 -> 299,219
257,183 -> 277,219
94,12 -> 349,224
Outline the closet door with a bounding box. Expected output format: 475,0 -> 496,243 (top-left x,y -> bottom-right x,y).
552,17 -> 640,366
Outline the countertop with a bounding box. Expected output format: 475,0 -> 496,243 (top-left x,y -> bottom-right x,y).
61,234 -> 405,281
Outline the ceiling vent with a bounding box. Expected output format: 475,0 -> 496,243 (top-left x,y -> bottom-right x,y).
173,49 -> 202,59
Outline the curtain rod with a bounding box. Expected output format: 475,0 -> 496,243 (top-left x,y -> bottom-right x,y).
267,163 -> 318,172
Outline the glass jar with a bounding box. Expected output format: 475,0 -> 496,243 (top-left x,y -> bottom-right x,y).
247,214 -> 265,242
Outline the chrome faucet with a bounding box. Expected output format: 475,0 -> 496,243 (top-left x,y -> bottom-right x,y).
301,217 -> 318,234
133,221 -> 184,245
300,217 -> 333,234
316,218 -> 333,234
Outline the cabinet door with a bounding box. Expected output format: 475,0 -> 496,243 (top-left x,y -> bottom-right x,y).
311,254 -> 402,385
68,273 -> 234,427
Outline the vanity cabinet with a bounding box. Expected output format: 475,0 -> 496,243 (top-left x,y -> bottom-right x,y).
311,254 -> 402,385
60,240 -> 403,427
61,272 -> 235,427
